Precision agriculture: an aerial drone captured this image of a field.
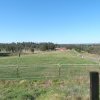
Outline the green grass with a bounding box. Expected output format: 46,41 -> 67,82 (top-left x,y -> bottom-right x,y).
0,50 -> 99,100
0,50 -> 96,65
0,50 -> 97,79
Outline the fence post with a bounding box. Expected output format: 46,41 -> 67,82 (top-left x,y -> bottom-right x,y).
16,66 -> 20,78
58,64 -> 61,78
90,72 -> 99,100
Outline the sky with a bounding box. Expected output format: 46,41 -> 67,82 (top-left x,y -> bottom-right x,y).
0,0 -> 100,44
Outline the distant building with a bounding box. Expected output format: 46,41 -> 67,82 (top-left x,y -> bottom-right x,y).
55,47 -> 66,51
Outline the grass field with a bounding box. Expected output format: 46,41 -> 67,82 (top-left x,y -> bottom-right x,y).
0,50 -> 97,79
0,50 -> 100,100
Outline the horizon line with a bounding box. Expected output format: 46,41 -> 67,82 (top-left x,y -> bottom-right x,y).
0,41 -> 100,45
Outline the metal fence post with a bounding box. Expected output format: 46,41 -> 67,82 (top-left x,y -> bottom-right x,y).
90,72 -> 99,100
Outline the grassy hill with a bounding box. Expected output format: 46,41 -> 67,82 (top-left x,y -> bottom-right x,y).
0,50 -> 96,65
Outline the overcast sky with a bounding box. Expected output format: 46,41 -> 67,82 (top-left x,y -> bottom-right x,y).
0,0 -> 100,44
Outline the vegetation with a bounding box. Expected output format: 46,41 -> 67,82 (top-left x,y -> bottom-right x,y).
1,42 -> 100,56
0,42 -> 56,54
0,79 -> 90,100
0,50 -> 99,100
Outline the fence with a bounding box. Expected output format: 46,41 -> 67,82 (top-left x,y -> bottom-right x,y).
0,64 -> 100,79
0,64 -> 100,99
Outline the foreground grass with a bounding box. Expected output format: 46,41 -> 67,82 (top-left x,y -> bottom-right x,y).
0,79 -> 90,100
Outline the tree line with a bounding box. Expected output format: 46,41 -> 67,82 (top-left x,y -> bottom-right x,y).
56,43 -> 100,55
0,42 -> 56,53
0,42 -> 100,55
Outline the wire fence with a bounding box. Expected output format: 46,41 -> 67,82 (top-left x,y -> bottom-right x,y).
0,64 -> 100,79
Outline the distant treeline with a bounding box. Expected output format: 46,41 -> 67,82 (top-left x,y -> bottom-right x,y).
0,42 -> 56,53
0,42 -> 100,55
59,44 -> 100,54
